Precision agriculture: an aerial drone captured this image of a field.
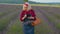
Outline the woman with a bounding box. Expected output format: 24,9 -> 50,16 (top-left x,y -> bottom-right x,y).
20,2 -> 36,34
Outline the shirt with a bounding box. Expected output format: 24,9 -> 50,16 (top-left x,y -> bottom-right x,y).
20,9 -> 36,22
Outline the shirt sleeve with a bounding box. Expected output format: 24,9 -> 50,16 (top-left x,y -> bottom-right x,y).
31,9 -> 36,20
20,11 -> 25,21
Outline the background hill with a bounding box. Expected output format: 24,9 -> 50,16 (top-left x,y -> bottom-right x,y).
0,0 -> 60,4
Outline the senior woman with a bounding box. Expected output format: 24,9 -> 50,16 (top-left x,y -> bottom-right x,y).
20,2 -> 36,34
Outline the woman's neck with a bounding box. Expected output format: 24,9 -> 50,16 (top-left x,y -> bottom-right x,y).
23,10 -> 28,12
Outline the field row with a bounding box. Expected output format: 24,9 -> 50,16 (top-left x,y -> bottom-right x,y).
0,5 -> 60,34
0,11 -> 19,31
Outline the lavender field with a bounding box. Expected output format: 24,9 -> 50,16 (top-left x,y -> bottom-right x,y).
0,4 -> 60,34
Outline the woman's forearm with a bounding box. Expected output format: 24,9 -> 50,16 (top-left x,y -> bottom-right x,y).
22,15 -> 27,20
22,16 -> 26,20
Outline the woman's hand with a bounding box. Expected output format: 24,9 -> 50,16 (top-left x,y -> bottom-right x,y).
22,14 -> 27,20
28,17 -> 34,19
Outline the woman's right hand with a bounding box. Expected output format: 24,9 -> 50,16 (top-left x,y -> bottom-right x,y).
22,14 -> 27,20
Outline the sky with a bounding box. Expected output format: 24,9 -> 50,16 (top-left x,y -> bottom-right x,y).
29,0 -> 60,3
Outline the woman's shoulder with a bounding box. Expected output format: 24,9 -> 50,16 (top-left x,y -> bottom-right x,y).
21,10 -> 26,14
29,9 -> 34,12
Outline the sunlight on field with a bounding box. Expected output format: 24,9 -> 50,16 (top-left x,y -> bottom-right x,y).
1,4 -> 60,7
30,4 -> 60,7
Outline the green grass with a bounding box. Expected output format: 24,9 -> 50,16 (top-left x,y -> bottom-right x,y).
7,19 -> 23,34
55,23 -> 60,29
0,12 -> 6,16
0,12 -> 18,31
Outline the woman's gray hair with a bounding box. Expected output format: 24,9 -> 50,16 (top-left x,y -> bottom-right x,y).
23,2 -> 32,11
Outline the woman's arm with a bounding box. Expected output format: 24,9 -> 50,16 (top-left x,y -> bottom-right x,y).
22,14 -> 27,20
28,9 -> 36,20
20,11 -> 27,21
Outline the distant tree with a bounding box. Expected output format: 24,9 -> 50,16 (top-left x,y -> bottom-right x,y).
24,0 -> 28,2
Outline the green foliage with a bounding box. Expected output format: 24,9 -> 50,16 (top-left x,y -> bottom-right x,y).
56,23 -> 60,29
7,19 -> 23,34
24,0 -> 28,2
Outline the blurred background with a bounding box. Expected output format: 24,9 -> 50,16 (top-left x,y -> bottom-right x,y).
0,0 -> 60,34
0,0 -> 60,4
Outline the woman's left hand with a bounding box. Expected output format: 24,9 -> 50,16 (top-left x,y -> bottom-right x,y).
28,17 -> 34,19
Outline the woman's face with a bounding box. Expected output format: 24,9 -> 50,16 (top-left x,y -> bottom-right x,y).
24,5 -> 28,10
